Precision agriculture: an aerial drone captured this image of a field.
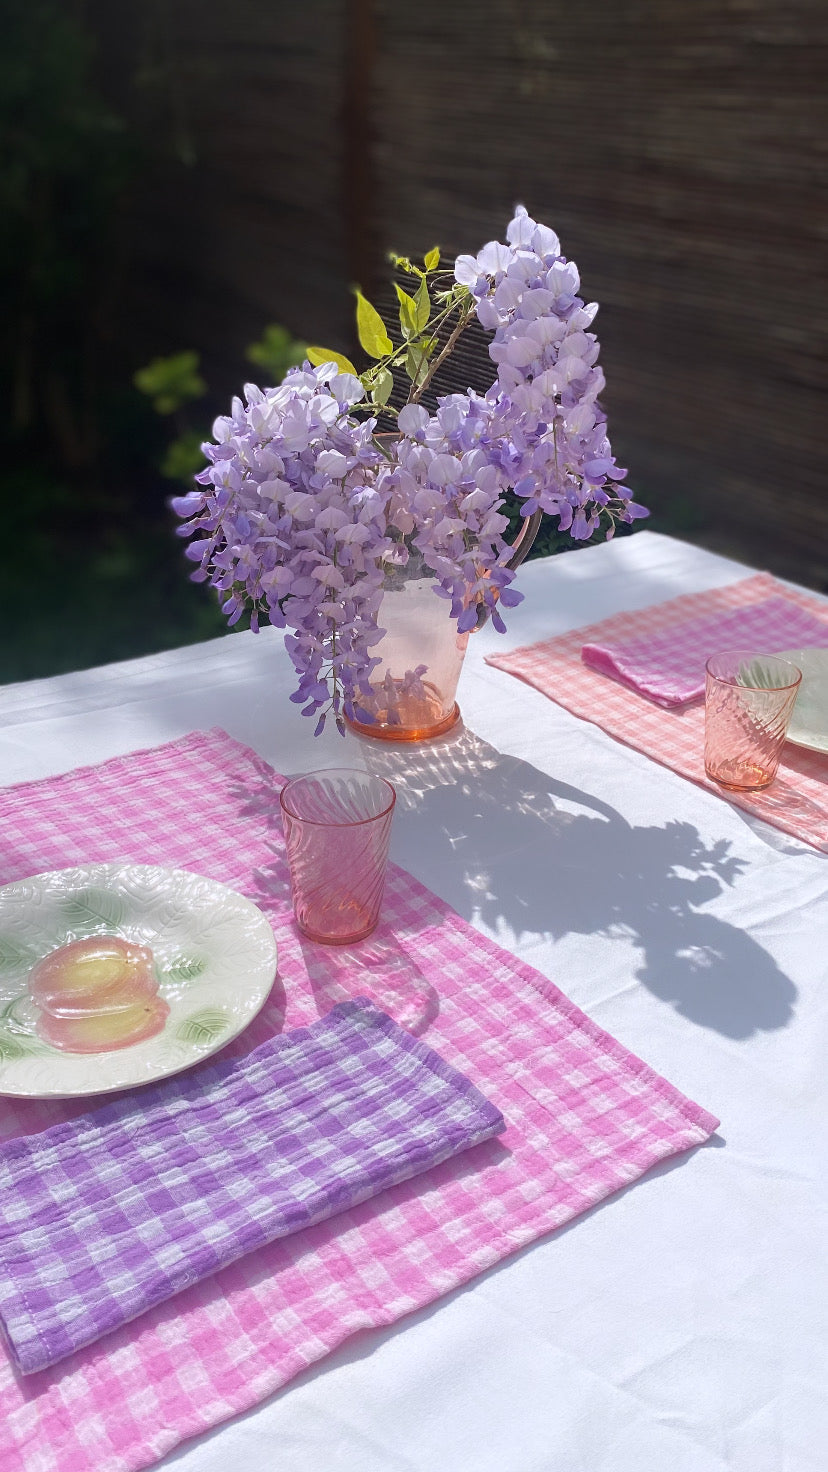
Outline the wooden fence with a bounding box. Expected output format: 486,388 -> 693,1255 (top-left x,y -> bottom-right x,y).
116,0 -> 827,588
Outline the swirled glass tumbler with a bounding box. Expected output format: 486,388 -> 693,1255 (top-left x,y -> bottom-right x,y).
704,651 -> 801,791
280,770 -> 396,944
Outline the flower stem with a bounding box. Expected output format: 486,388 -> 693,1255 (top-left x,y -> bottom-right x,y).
409,302 -> 475,405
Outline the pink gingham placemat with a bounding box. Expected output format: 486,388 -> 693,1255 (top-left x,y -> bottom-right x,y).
486,572 -> 828,851
0,729 -> 717,1472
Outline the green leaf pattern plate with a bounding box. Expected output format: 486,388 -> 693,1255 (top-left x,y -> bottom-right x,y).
777,647 -> 828,754
0,864 -> 278,1097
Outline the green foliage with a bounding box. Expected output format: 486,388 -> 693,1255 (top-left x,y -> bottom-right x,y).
501,496 -> 634,563
371,367 -> 394,407
343,249 -> 472,415
245,323 -> 307,382
395,283 -> 419,337
161,431 -> 206,484
133,352 -> 207,416
306,345 -> 358,376
355,288 -> 393,358
0,457 -> 230,683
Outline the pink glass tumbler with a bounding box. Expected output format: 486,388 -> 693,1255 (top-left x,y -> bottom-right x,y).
280,769 -> 396,944
704,650 -> 802,791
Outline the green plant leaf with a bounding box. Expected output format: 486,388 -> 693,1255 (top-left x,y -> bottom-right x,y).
405,343 -> 429,389
306,345 -> 359,376
177,1008 -> 230,1046
388,252 -> 421,275
394,283 -> 418,338
245,324 -> 307,381
424,246 -> 440,271
60,888 -> 124,931
165,955 -> 208,983
371,368 -> 394,407
414,277 -> 431,331
354,289 -> 393,358
161,431 -> 205,483
133,351 -> 206,415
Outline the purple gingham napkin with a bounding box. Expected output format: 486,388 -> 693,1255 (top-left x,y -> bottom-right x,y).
0,998 -> 504,1376
581,594 -> 828,707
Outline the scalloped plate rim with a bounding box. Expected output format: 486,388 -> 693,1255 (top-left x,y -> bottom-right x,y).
0,863 -> 278,1099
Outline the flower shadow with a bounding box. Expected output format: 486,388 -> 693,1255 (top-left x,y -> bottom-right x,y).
356,726 -> 797,1040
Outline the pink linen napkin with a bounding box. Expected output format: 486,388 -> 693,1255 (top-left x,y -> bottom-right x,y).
0,729 -> 717,1472
581,594 -> 828,706
486,572 -> 828,851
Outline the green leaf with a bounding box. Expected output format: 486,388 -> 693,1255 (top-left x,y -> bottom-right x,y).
177,1008 -> 230,1046
424,246 -> 440,271
371,368 -> 394,407
405,343 -> 429,389
60,888 -> 124,932
394,283 -> 418,338
161,430 -> 205,484
354,289 -> 393,358
133,351 -> 207,415
306,345 -> 359,376
414,277 -> 431,332
164,955 -> 208,983
388,253 -> 422,275
245,324 -> 307,381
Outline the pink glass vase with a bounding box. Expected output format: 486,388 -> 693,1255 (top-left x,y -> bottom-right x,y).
346,511 -> 542,744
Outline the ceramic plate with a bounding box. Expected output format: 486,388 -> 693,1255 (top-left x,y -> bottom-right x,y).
777,647 -> 828,754
0,864 -> 278,1098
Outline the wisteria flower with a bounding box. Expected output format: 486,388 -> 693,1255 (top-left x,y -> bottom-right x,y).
174,208 -> 647,731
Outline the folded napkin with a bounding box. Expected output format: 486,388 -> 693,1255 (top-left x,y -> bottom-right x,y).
0,998 -> 504,1375
581,594 -> 828,706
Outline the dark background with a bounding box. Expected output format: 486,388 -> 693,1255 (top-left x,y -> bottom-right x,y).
3,0 -> 826,684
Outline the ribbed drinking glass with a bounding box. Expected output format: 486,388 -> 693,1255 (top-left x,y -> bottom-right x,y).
280,770 -> 396,944
704,651 -> 802,791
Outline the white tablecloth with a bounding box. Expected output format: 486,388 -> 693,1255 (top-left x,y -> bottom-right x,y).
2,531 -> 826,1472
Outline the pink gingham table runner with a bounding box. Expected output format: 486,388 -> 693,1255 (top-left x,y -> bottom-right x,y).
0,729 -> 717,1472
581,593 -> 828,706
487,572 -> 828,851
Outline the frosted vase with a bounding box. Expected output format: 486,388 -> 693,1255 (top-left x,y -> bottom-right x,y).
346,555 -> 469,743
346,510 -> 543,744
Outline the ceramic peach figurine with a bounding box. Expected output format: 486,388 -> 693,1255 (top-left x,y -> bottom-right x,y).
29,936 -> 169,1053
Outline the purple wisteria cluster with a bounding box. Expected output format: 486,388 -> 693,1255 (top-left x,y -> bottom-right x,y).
174,206 -> 647,730
447,204 -> 646,542
174,369 -> 394,731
